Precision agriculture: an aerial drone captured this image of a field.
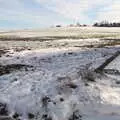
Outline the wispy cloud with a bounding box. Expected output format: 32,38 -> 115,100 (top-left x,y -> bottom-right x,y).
0,0 -> 120,29
35,0 -> 113,22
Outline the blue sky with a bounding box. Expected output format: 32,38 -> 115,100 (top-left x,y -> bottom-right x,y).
0,0 -> 120,29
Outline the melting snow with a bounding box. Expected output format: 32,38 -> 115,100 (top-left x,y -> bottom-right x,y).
0,47 -> 120,120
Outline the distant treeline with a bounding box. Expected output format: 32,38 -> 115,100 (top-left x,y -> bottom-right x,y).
93,21 -> 120,27
54,21 -> 120,28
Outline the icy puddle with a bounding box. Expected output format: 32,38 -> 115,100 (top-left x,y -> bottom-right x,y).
0,47 -> 120,120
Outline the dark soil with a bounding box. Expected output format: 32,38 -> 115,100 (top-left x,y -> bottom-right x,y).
0,64 -> 33,76
68,110 -> 82,120
0,103 -> 8,116
0,49 -> 8,57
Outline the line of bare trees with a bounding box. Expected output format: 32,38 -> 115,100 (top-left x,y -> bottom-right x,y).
93,21 -> 120,27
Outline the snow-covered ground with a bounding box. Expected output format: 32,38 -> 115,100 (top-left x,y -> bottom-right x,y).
0,46 -> 120,120
1,27 -> 120,38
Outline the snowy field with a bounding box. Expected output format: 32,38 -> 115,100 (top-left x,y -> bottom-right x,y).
1,27 -> 120,39
0,27 -> 120,120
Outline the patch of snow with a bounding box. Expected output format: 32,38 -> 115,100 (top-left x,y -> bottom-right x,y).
0,47 -> 120,119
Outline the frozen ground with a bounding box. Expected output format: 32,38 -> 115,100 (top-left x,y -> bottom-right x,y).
0,46 -> 120,120
0,27 -> 120,120
1,27 -> 120,38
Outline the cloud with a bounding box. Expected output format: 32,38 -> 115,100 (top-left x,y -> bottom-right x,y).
35,0 -> 89,21
96,0 -> 120,22
35,0 -> 113,22
0,0 -> 67,28
0,0 -> 120,29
